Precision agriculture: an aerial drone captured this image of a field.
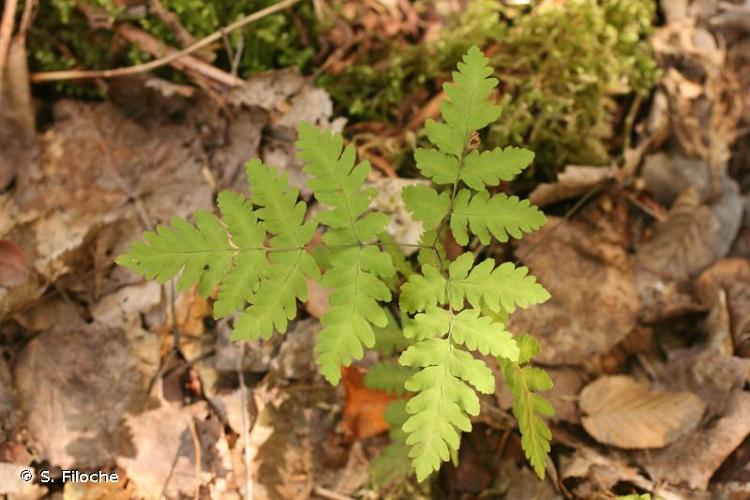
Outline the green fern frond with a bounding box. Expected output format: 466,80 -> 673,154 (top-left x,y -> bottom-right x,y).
451,190 -> 547,245
402,184 -> 451,230
298,123 -> 395,384
213,191 -> 266,318
460,146 -> 534,191
115,211 -> 234,296
398,45 -> 550,482
448,253 -> 550,314
499,334 -> 554,479
118,45 -> 553,484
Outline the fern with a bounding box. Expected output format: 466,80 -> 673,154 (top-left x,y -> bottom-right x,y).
398,46 -> 549,481
499,334 -> 554,479
297,122 -> 395,384
117,45 -> 552,484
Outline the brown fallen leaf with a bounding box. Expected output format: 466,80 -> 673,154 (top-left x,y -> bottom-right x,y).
529,165 -> 615,208
637,188 -> 723,282
341,366 -> 396,440
643,390 -> 750,490
510,217 -> 640,364
579,375 -> 706,449
0,240 -> 29,287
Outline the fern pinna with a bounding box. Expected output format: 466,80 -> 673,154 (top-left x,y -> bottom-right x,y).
117,46 -> 553,483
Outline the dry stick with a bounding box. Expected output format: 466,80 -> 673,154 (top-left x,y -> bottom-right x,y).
17,0 -> 35,42
312,486 -> 355,500
188,418 -> 202,500
148,0 -> 197,49
0,0 -> 19,95
30,0 -> 302,83
115,23 -> 242,88
238,344 -> 253,500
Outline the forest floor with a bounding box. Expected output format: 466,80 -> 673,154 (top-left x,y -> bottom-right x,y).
1,1 -> 750,499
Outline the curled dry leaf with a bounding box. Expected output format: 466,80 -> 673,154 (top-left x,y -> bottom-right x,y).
579,375 -> 706,449
637,185 -> 742,282
529,165 -> 615,208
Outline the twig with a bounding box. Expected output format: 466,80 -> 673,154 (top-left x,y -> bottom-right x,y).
312,486 -> 354,500
17,0 -> 35,43
30,0 -> 302,83
148,0 -> 197,49
0,0 -> 19,95
114,23 -> 241,89
238,344 -> 253,499
188,418 -> 202,500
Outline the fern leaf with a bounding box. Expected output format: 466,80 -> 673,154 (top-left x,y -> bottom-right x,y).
365,362 -> 416,396
449,253 -> 550,314
460,147 -> 534,191
403,306 -> 450,340
400,357 -> 477,481
297,123 -> 395,384
414,148 -> 459,185
315,247 -> 392,383
451,189 -> 547,245
400,265 -> 446,313
499,334 -> 554,479
116,212 -> 234,296
213,191 -> 267,318
232,160 -> 319,341
452,309 -> 519,359
402,184 -> 451,230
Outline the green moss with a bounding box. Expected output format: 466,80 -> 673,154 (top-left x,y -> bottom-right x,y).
27,0 -> 318,94
321,0 -> 659,172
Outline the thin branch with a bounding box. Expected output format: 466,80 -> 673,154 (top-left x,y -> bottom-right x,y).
30,0 -> 302,83
188,418 -> 202,500
0,0 -> 19,95
312,486 -> 354,500
238,344 -> 253,500
17,0 -> 35,43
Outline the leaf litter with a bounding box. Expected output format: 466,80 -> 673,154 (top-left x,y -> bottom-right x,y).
1,0 -> 750,498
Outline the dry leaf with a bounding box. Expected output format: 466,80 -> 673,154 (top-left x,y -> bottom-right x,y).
341,366 -> 395,440
638,188 -> 726,282
529,165 -> 615,207
162,287 -> 211,338
0,240 -> 30,287
580,375 -> 706,449
511,217 -> 640,364
644,390 -> 750,490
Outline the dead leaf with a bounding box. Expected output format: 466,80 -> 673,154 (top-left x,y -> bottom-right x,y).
696,259 -> 750,357
644,390 -> 750,490
661,347 -> 750,417
369,177 -> 426,255
580,375 -> 706,449
641,153 -> 713,206
529,165 -> 615,207
62,475 -> 135,500
14,322 -> 157,469
638,186 -> 741,282
0,240 -> 29,287
341,366 -> 395,440
162,287 -> 210,339
117,394 -> 210,499
511,217 -> 640,364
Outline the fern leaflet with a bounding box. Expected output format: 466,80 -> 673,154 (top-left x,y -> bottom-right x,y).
298,123 -> 395,384
499,334 -> 554,479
